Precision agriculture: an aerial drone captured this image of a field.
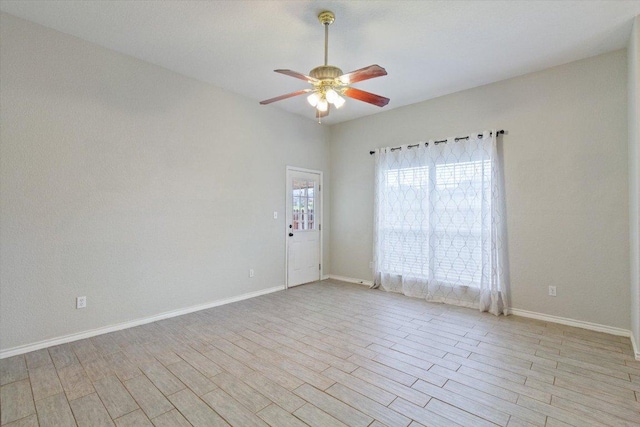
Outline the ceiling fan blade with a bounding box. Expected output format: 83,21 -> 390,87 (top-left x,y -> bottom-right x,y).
260,89 -> 312,105
275,69 -> 319,83
339,65 -> 387,84
343,87 -> 390,107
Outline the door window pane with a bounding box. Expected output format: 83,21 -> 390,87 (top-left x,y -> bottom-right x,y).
292,178 -> 316,230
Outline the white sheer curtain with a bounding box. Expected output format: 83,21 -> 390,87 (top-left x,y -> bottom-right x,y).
373,131 -> 508,315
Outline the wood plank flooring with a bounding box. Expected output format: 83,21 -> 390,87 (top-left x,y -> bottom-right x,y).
1,280 -> 639,426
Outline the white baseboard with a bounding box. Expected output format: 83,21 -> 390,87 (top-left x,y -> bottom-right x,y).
631,333 -> 640,360
0,285 -> 284,359
507,308 -> 631,336
327,274 -> 373,287
508,308 -> 639,360
321,275 -> 330,280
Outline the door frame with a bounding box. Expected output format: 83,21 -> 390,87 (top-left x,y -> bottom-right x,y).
285,166 -> 323,289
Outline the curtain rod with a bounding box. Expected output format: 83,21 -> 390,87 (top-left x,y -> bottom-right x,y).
368,130 -> 505,155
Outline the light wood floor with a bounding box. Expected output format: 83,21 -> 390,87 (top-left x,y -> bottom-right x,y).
1,280 -> 639,427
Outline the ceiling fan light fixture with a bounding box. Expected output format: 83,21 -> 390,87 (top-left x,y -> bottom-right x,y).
325,88 -> 339,103
333,95 -> 346,109
317,98 -> 329,112
307,92 -> 320,107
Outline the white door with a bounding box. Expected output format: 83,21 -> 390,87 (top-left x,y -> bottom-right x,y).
286,168 -> 322,287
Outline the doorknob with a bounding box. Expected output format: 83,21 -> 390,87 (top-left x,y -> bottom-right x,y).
289,233 -> 294,237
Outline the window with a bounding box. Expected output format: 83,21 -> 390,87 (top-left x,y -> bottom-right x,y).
373,133 -> 507,315
432,159 -> 490,287
379,158 -> 490,288
292,179 -> 315,230
381,166 -> 429,277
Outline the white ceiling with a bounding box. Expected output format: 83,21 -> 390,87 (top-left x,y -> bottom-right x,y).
2,1 -> 640,125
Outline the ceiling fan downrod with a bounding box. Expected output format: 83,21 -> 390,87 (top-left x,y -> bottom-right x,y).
309,11 -> 342,82
318,11 -> 335,67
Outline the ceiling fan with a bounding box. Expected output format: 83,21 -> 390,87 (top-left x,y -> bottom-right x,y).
260,10 -> 389,122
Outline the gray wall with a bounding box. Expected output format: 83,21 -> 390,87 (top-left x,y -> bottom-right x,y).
629,16 -> 640,353
330,50 -> 630,329
0,14 -> 330,352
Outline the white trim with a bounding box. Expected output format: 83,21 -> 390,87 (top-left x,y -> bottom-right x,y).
285,166 -> 324,289
508,308 -> 639,359
285,166 -> 324,175
507,308 -> 631,336
631,333 -> 640,360
0,285 -> 284,359
327,274 -> 373,287
321,274 -> 330,280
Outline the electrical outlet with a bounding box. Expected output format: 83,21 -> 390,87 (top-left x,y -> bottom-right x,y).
249,269 -> 254,278
76,296 -> 87,309
369,261 -> 373,269
548,286 -> 556,297
273,211 -> 278,219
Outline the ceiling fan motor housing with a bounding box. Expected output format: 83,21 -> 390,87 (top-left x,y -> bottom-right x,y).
309,65 -> 343,80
